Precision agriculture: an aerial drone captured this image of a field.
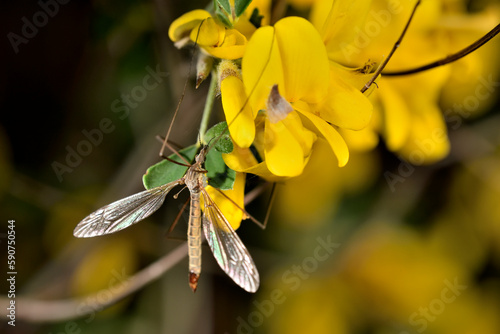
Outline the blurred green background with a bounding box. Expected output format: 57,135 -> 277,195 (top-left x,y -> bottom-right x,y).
1,0 -> 500,333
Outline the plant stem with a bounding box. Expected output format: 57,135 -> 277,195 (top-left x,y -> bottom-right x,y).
0,243 -> 189,322
199,71 -> 218,143
383,23 -> 500,76
361,0 -> 421,93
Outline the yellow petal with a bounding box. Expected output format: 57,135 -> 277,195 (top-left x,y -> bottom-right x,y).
339,127 -> 379,152
330,61 -> 376,94
232,15 -> 257,40
274,17 -> 329,103
280,111 -> 316,157
222,144 -> 286,182
221,29 -> 247,47
190,17 -> 225,46
168,9 -> 212,42
378,67 -> 449,154
203,172 -> 246,230
378,80 -> 411,151
246,0 -> 272,25
221,75 -> 256,148
223,142 -> 259,170
242,26 -> 285,111
310,0 -> 372,63
320,67 -> 373,130
222,114 -> 295,181
205,44 -> 247,60
264,117 -> 306,177
204,29 -> 247,59
398,102 -> 450,164
295,101 -> 349,167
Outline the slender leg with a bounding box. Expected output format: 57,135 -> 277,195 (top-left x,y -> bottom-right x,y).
165,197 -> 190,240
157,136 -> 192,166
214,182 -> 277,230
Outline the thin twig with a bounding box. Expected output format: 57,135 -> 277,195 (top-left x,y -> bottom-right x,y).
383,23 -> 500,76
1,243 -> 188,323
361,0 -> 421,93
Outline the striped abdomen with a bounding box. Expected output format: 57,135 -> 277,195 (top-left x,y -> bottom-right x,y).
188,190 -> 202,292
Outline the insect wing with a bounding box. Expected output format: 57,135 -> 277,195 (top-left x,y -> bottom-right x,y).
201,190 -> 259,293
74,181 -> 182,238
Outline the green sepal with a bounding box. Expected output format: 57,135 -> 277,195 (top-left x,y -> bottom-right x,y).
214,0 -> 233,28
204,122 -> 233,154
235,0 -> 252,17
205,148 -> 236,190
216,0 -> 231,16
142,145 -> 198,190
249,8 -> 263,28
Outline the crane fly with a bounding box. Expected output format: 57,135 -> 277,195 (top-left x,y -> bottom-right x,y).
73,146 -> 259,293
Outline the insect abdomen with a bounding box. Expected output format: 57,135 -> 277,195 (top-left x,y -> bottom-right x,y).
188,190 -> 202,292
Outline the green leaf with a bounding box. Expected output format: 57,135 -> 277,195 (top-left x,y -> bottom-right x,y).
205,148 -> 236,190
215,10 -> 232,28
215,0 -> 231,15
214,0 -> 233,28
235,0 -> 252,17
142,145 -> 198,190
204,122 -> 233,154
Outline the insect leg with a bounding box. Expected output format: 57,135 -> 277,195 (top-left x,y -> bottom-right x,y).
164,196 -> 191,240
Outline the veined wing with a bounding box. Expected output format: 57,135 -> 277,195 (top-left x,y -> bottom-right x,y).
74,180 -> 182,238
201,189 -> 259,293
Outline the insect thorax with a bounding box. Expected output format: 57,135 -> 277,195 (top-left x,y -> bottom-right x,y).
185,161 -> 207,193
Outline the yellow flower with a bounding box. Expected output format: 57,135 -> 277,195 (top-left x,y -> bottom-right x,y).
168,0 -> 272,60
168,9 -> 248,59
311,0 -> 500,164
221,16 -> 373,178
